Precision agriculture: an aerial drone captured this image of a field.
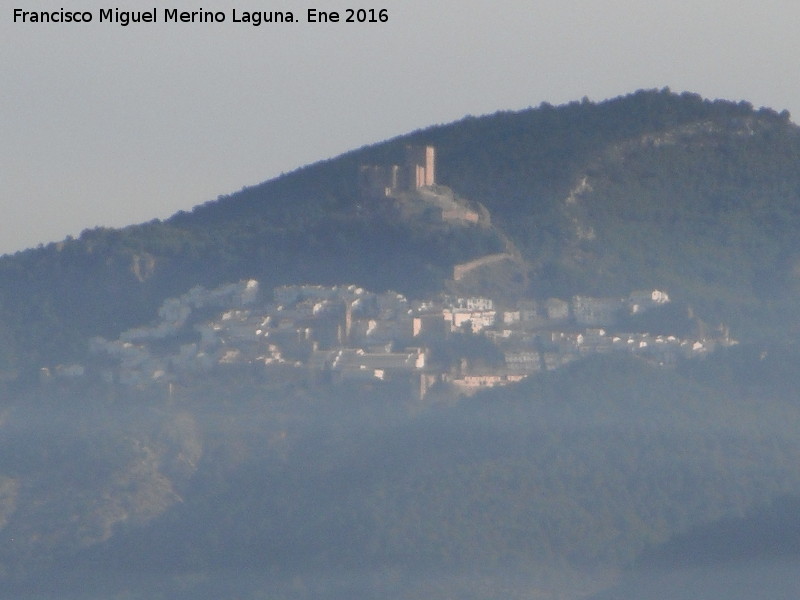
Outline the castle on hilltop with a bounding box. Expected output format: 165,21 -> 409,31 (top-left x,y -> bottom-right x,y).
359,145 -> 435,199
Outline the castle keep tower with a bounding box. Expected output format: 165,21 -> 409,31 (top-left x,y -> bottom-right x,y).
406,145 -> 435,189
359,145 -> 436,199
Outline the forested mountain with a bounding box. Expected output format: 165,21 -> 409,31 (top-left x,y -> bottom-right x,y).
5,350 -> 800,599
2,88 -> 800,377
3,89 -> 800,599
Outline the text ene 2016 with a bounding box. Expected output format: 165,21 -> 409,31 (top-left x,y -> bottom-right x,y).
308,8 -> 388,23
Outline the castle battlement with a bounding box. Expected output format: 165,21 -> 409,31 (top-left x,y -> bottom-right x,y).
359,145 -> 435,199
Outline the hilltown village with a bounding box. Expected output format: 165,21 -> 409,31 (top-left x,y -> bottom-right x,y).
47,279 -> 733,399
43,147 -> 736,397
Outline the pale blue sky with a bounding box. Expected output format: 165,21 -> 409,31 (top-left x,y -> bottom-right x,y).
2,0 -> 798,255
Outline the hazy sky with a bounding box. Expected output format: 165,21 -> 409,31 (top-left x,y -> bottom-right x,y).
2,0 -> 798,255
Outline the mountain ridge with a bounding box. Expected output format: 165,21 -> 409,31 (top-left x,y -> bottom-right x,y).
1,88 -> 798,375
